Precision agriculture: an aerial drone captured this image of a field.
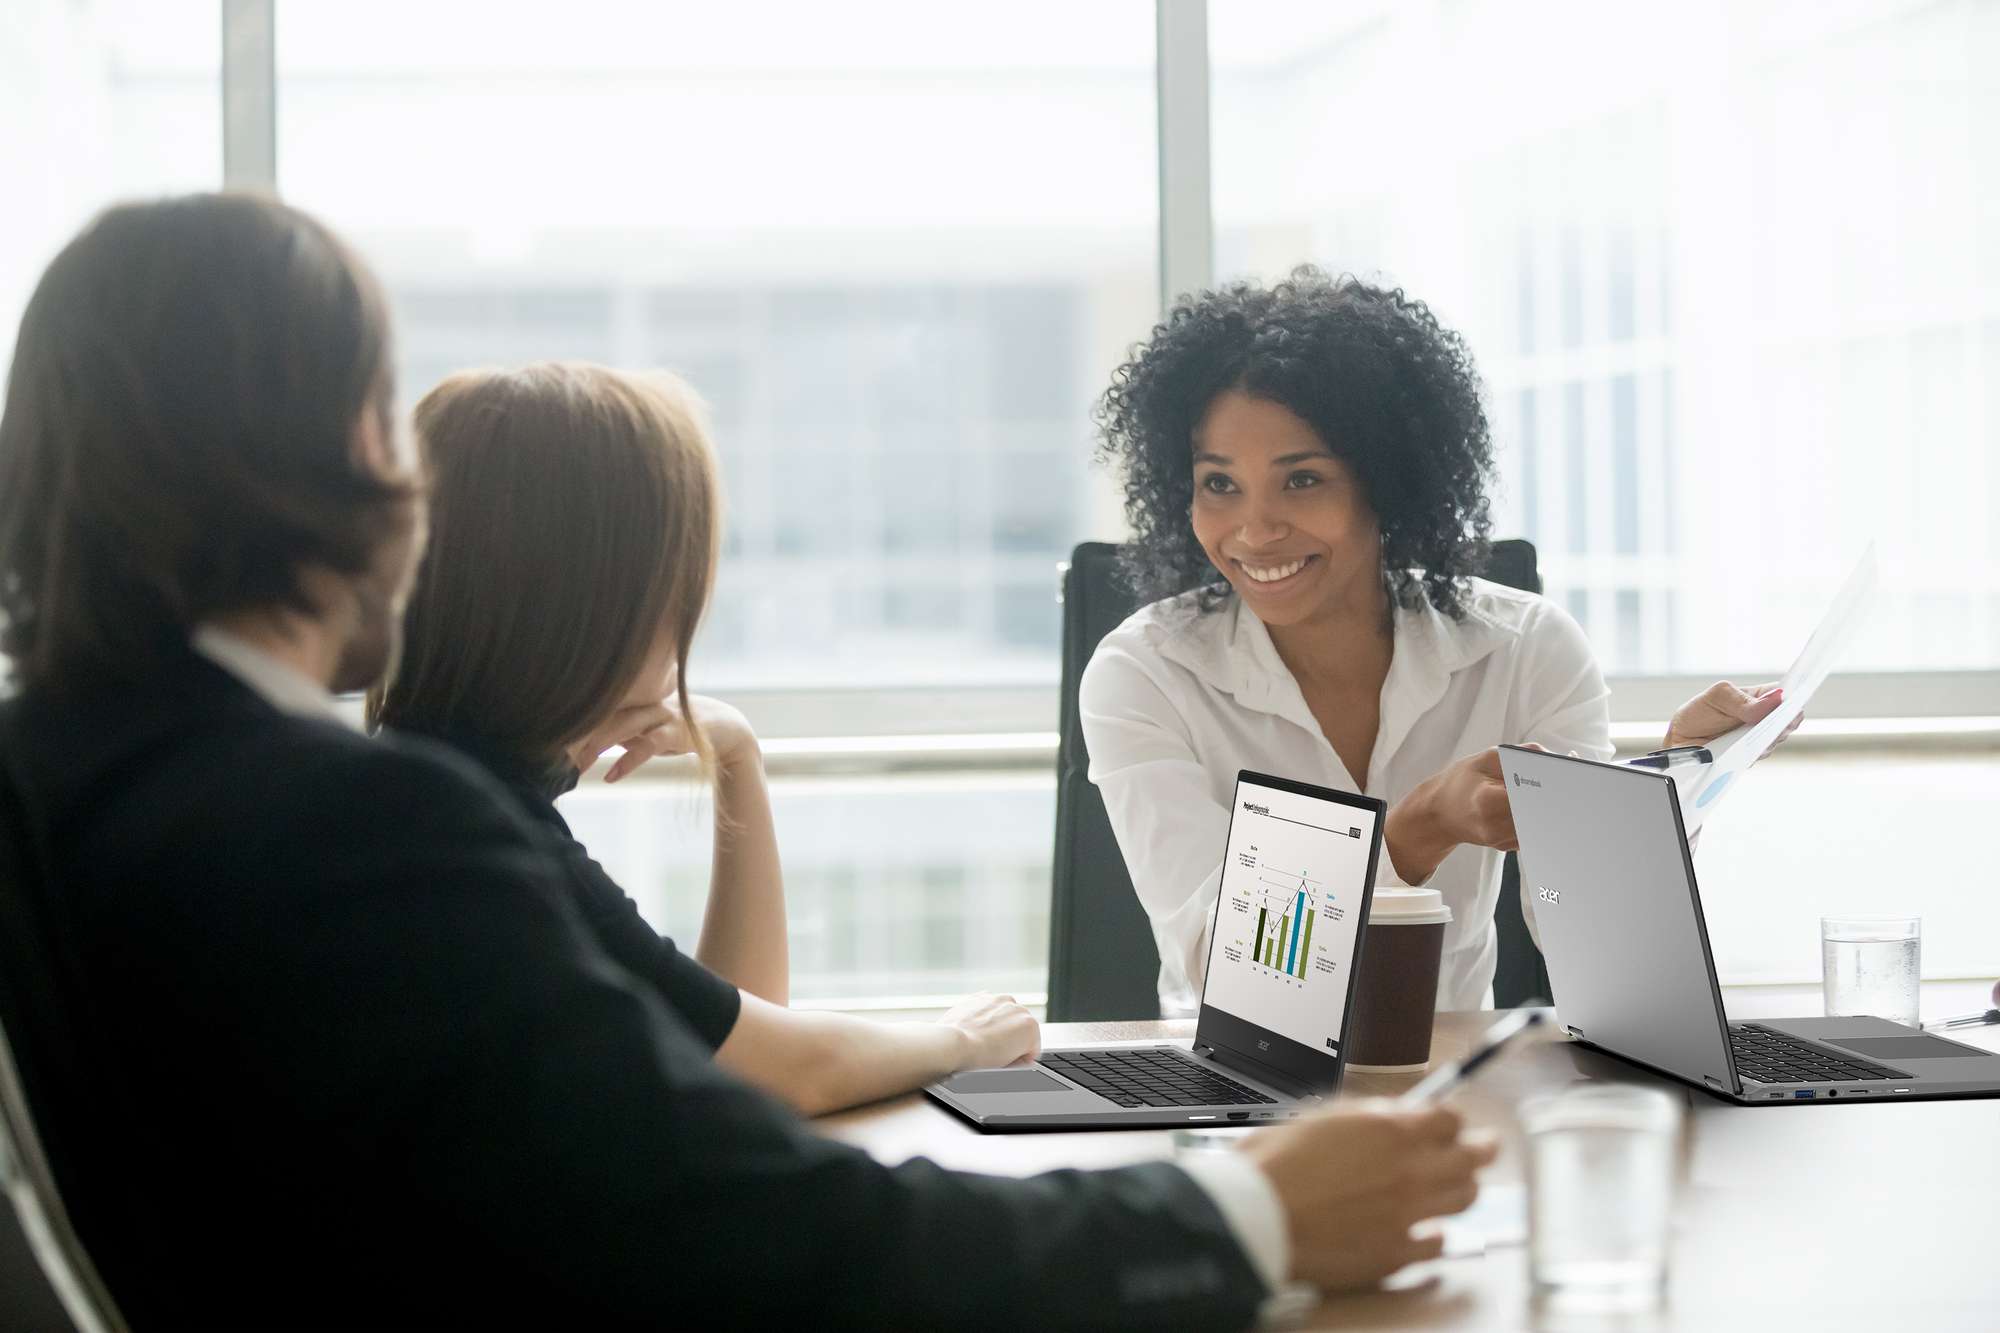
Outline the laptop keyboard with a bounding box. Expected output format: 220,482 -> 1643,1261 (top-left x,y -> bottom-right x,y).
1038,1048 -> 1278,1108
1729,1024 -> 1910,1084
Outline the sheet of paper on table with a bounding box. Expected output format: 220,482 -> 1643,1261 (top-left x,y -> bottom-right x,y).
1669,544 -> 1877,840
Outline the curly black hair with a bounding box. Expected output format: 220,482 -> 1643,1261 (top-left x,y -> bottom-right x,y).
1095,267 -> 1495,620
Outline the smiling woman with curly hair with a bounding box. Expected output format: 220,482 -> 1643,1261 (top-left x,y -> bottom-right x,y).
1100,268 -> 1495,620
1081,268 -> 1782,1016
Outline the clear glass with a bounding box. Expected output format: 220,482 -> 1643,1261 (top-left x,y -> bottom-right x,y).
1523,1086 -> 1680,1315
0,0 -> 220,370
563,772 -> 1054,1003
1820,915 -> 1921,1028
1211,0 -> 2000,676
275,0 -> 1158,693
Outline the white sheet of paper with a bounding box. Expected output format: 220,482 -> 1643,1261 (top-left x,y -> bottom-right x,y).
1668,545 -> 1877,838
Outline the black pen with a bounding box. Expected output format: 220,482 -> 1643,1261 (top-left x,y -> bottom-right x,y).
1625,745 -> 1713,770
1924,1009 -> 2000,1031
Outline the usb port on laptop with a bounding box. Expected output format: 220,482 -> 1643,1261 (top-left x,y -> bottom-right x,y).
1793,1090 -> 1814,1099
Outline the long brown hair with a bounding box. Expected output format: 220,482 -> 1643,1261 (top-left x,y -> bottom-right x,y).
0,193 -> 407,688
370,363 -> 720,768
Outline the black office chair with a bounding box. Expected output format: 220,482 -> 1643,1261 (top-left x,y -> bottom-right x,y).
1046,539 -> 1553,1022
0,752 -> 130,1333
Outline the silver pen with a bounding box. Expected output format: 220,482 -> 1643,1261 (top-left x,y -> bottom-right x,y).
1923,1009 -> 2000,1031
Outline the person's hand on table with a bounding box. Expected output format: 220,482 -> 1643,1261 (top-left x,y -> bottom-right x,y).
1663,681 -> 1802,761
1238,1100 -> 1497,1293
938,992 -> 1041,1070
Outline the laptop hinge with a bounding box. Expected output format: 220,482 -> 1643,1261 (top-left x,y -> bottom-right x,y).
1196,1044 -> 1315,1099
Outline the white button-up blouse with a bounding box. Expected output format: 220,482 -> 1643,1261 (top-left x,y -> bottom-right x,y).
1079,577 -> 1614,1015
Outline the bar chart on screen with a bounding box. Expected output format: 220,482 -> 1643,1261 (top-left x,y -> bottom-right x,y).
1220,846 -> 1352,994
1205,778 -> 1377,1056
1249,868 -> 1325,981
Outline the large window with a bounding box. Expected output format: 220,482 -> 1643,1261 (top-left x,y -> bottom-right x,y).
8,2 -> 1996,1005
1212,0 -> 2000,677
261,1 -> 1160,1004
275,0 -> 1157,691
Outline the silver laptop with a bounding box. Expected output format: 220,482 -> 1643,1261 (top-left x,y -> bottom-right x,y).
927,770 -> 1386,1131
1499,745 -> 2000,1104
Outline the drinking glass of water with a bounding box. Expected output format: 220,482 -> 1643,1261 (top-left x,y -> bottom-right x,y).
1821,915 -> 1921,1028
1522,1085 -> 1681,1315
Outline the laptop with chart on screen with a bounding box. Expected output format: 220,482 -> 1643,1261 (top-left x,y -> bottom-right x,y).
928,771 -> 1385,1131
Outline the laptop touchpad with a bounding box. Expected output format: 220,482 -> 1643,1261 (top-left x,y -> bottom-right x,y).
1829,1034 -> 1990,1060
942,1069 -> 1071,1094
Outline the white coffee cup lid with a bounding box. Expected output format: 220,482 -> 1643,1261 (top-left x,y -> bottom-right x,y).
1367,886 -> 1452,926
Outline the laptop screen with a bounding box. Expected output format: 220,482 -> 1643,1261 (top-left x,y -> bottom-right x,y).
1195,771 -> 1384,1088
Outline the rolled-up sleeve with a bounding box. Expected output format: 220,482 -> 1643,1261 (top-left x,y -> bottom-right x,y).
1079,638 -> 1234,1004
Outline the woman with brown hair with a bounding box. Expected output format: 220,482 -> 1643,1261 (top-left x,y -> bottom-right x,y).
371,362 -> 1039,1113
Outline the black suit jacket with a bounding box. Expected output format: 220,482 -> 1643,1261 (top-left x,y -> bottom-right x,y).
0,650 -> 1265,1329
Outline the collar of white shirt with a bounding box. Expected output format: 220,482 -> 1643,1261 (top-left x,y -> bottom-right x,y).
191,624 -> 351,727
1150,584 -> 1524,766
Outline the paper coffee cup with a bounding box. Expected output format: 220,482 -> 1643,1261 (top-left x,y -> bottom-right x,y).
1344,887 -> 1452,1074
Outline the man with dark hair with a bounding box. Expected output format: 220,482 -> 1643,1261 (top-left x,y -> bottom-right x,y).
0,195 -> 1492,1328
0,194 -> 415,695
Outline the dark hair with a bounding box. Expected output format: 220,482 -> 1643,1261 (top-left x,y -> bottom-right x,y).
369,364 -> 720,768
1095,266 -> 1495,619
0,193 -> 409,688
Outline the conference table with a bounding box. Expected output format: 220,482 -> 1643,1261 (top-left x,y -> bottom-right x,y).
815,1012 -> 2000,1330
